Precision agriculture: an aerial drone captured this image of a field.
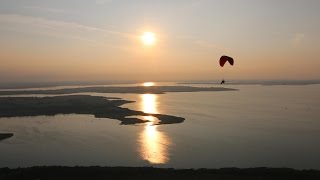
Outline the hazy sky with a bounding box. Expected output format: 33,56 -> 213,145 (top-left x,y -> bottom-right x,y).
1,0 -> 320,82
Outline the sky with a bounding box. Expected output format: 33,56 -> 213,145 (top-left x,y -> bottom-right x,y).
1,0 -> 320,82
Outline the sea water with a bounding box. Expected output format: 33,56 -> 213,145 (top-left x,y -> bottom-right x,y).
0,84 -> 320,169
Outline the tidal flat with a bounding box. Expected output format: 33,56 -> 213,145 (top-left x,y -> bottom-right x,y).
0,95 -> 184,125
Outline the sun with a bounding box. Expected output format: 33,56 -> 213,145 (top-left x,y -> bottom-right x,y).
141,32 -> 156,45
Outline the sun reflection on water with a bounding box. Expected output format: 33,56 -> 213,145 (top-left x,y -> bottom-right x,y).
138,94 -> 171,164
143,82 -> 155,87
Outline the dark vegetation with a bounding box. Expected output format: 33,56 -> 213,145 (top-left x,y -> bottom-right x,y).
0,86 -> 236,95
0,95 -> 184,125
0,166 -> 319,180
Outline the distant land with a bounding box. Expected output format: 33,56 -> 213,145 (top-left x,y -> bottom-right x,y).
0,86 -> 236,95
1,80 -> 319,90
0,81 -> 137,89
178,80 -> 320,86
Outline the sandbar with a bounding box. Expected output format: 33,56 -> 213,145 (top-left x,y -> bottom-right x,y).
0,86 -> 237,95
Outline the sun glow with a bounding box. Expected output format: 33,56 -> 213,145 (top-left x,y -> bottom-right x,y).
141,32 -> 156,45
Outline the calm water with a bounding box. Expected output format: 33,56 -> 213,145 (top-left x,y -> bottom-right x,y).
1,84 -> 320,169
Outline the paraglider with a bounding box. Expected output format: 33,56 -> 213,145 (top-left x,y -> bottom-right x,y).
219,55 -> 234,84
219,55 -> 234,67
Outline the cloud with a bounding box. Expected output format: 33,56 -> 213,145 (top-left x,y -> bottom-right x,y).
0,14 -> 134,44
23,6 -> 65,14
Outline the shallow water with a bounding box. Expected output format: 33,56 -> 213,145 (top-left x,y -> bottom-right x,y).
1,84 -> 320,169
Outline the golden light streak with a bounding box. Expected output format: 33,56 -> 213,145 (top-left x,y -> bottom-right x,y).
138,94 -> 171,164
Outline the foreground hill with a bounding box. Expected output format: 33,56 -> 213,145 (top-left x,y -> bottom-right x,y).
0,166 -> 319,180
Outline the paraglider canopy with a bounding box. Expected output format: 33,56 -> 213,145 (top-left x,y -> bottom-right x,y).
219,55 -> 234,67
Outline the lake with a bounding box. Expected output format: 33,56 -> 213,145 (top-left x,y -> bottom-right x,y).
0,83 -> 320,169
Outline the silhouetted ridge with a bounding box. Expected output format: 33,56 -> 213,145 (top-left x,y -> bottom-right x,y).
0,166 -> 319,180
